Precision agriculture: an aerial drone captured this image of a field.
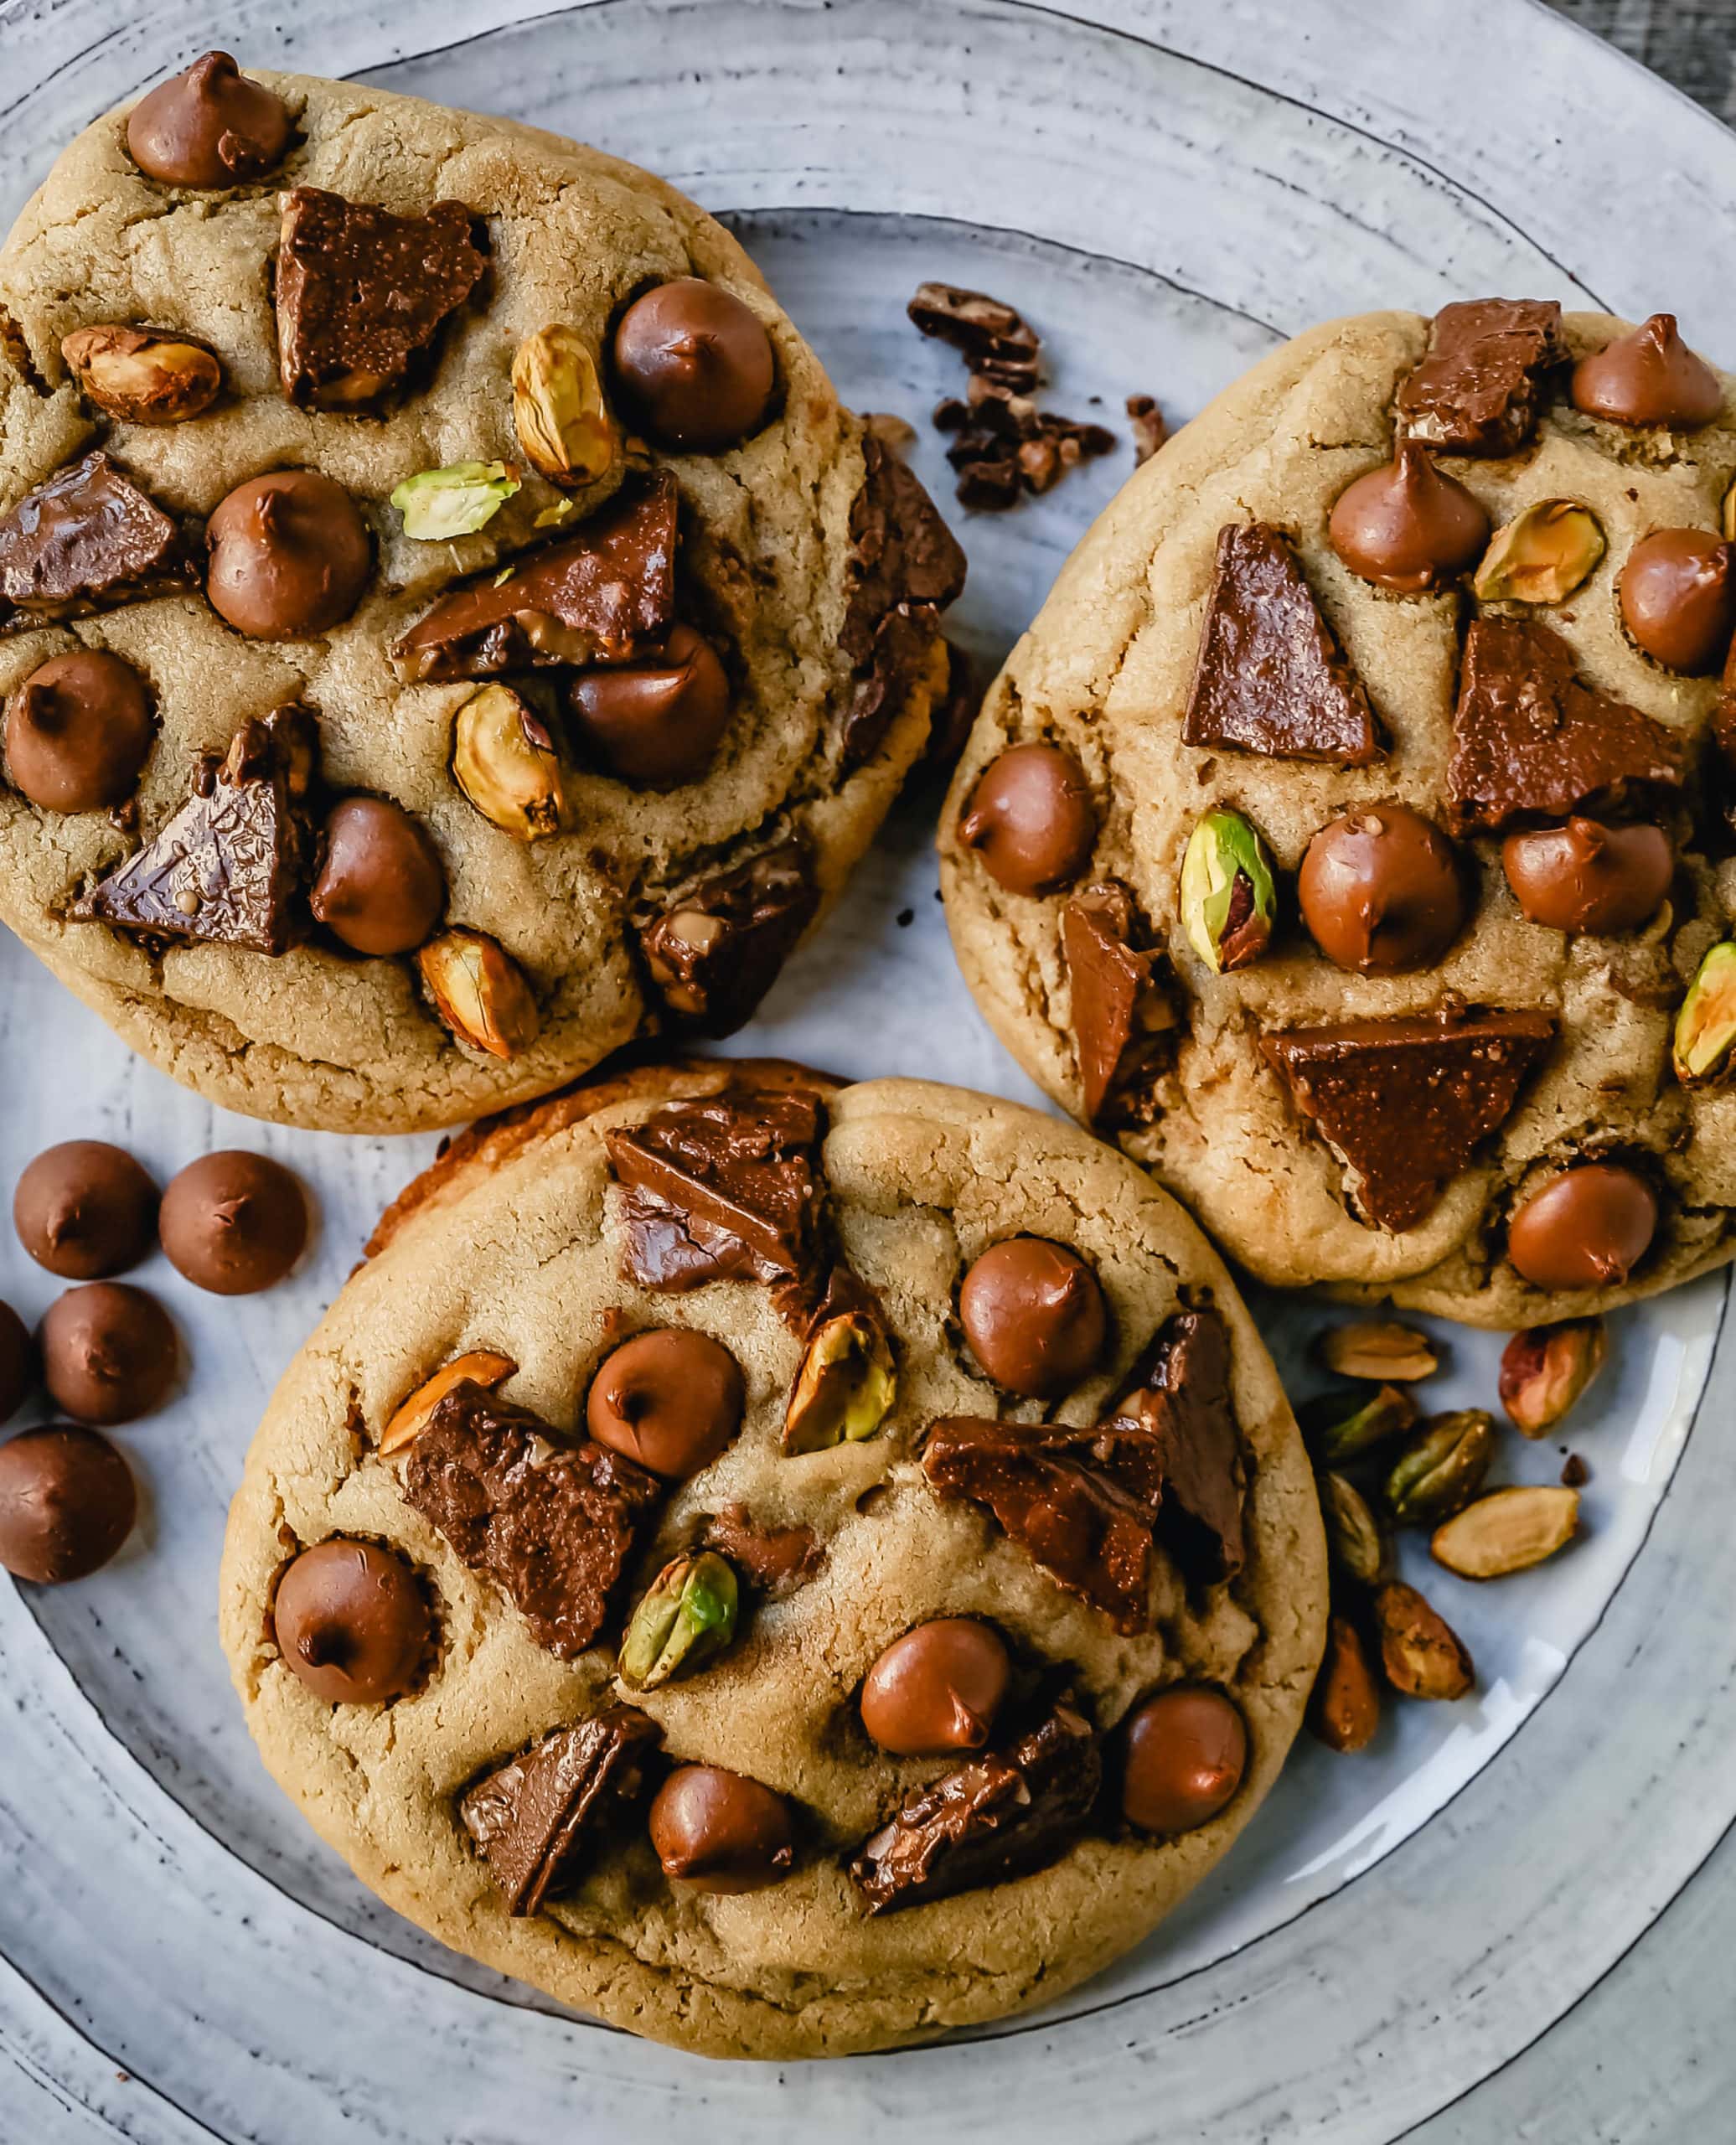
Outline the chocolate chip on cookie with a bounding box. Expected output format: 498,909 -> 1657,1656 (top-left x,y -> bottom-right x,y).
159,1151 -> 308,1295
15,1140 -> 158,1279
1501,818 -> 1674,935
860,1618 -> 1010,1756
1327,438 -> 1490,592
271,1538 -> 431,1704
1298,804 -> 1466,974
40,1281 -> 177,1425
638,840 -> 819,1035
1570,313 -> 1723,430
1618,528 -> 1736,674
1119,1686 -> 1247,1836
612,278 -> 776,452
310,796 -> 446,956
0,452 -> 192,626
0,1425 -> 136,1583
126,52 -> 293,189
1061,882 -> 1175,1129
1396,297 -> 1565,456
958,1237 -> 1107,1399
957,742 -> 1098,895
586,1328 -> 746,1478
462,1708 -> 661,1915
206,469 -> 372,640
1119,1306 -> 1247,1587
566,625 -> 732,788
649,1765 -> 796,1894
1506,1162 -> 1659,1291
5,651 -> 155,814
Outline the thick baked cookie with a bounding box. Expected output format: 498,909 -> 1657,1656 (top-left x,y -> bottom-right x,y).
941,305 -> 1736,1326
0,57 -> 962,1132
218,1060 -> 1324,2059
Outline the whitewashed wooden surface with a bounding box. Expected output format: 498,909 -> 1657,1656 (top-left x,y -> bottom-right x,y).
1,2 -> 1734,2138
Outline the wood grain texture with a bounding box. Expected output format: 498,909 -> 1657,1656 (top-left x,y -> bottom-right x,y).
1543,0 -> 1736,124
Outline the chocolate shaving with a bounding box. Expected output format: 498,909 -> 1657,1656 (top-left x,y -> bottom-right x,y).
1112,1307 -> 1244,1587
1262,1007 -> 1557,1233
0,451 -> 193,626
700,1504 -> 824,1597
637,836 -> 819,1036
1397,298 -> 1564,457
1183,523 -> 1381,763
907,282 -> 1042,392
400,1381 -> 660,1659
460,1707 -> 660,1916
840,436 -> 966,767
1060,881 -> 1176,1127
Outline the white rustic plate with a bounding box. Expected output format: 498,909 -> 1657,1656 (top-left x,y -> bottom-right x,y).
1,3 -> 1733,2139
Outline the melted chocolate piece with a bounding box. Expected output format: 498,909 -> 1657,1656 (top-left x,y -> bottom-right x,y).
699,1503 -> 824,1597
840,437 -> 967,766
400,1381 -> 660,1659
1445,617 -> 1689,835
1396,298 -> 1565,456
390,475 -> 677,684
1113,1307 -> 1244,1588
1262,1007 -> 1557,1233
637,838 -> 818,1035
1060,881 -> 1175,1126
1181,523 -> 1380,764
73,705 -> 318,954
850,1695 -> 1100,1914
603,1087 -> 827,1303
460,1708 -> 660,1916
276,188 -> 486,411
0,452 -> 191,626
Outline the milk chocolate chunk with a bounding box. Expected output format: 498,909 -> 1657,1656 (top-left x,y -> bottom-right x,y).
700,1503 -> 824,1597
1182,523 -> 1380,764
1396,297 -> 1565,456
850,1695 -> 1100,1915
461,1708 -> 661,1916
0,452 -> 191,626
74,705 -> 318,954
638,838 -> 818,1035
1445,618 -> 1689,834
603,1087 -> 826,1301
1113,1306 -> 1245,1588
400,1380 -> 660,1659
840,436 -> 967,768
1262,1007 -> 1557,1233
390,474 -> 677,684
275,187 -> 486,411
1061,881 -> 1176,1128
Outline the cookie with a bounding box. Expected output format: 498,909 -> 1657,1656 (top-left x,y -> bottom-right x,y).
0,58 -> 962,1133
941,305 -> 1736,1326
218,1059 -> 1325,2058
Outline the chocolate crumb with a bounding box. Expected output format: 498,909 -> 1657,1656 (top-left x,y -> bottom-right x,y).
1561,1453 -> 1589,1487
896,907 -> 914,927
1126,394 -> 1167,465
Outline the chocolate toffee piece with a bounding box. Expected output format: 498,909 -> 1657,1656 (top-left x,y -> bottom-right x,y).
276,187 -> 487,411
1181,522 -> 1380,764
0,451 -> 191,625
1113,1306 -> 1244,1588
390,474 -> 678,684
1261,1007 -> 1557,1233
1445,617 -> 1689,835
1061,881 -> 1176,1127
840,436 -> 966,767
849,1694 -> 1100,1914
1396,298 -> 1565,457
637,837 -> 819,1036
603,1086 -> 827,1300
460,1707 -> 661,1916
699,1503 -> 824,1596
73,705 -> 318,954
400,1380 -> 660,1659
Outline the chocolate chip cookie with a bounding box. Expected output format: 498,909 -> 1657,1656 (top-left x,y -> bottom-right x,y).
218,1061 -> 1324,2057
0,58 -> 962,1132
942,305 -> 1736,1326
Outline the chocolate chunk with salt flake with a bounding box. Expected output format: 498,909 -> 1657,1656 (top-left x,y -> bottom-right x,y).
1262,1008 -> 1556,1234
604,1086 -> 827,1302
1182,523 -> 1380,764
400,1381 -> 659,1659
73,706 -> 318,954
850,1695 -> 1100,1914
840,437 -> 966,767
390,474 -> 677,685
1396,297 -> 1565,457
1113,1307 -> 1244,1588
638,838 -> 819,1035
700,1504 -> 824,1597
907,282 -> 1041,390
0,451 -> 192,625
1445,617 -> 1689,835
276,188 -> 486,411
1061,881 -> 1175,1127
461,1708 -> 660,1917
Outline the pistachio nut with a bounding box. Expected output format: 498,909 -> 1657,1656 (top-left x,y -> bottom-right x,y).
390,459 -> 520,540
783,1312 -> 896,1455
452,684 -> 564,840
1672,940 -> 1736,1084
1498,1318 -> 1607,1437
1309,1614 -> 1382,1753
1298,1382 -> 1418,1466
618,1552 -> 738,1689
380,1349 -> 517,1455
1180,807 -> 1276,973
1372,1580 -> 1474,1702
1430,1486 -> 1579,1580
1319,1469 -> 1387,1585
60,324 -> 222,424
417,928 -> 540,1057
1316,1320 -> 1439,1383
1382,1409 -> 1496,1527
1470,499 -> 1605,605
512,324 -> 616,487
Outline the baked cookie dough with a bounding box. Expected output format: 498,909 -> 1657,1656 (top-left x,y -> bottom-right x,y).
0,57 -> 962,1133
941,304 -> 1736,1326
219,1060 -> 1324,2058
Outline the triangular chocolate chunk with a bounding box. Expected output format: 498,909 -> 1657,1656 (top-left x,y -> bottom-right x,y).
390,474 -> 677,684
1061,881 -> 1176,1126
73,705 -> 318,954
1182,522 -> 1381,763
1262,1007 -> 1556,1233
276,188 -> 487,411
1446,617 -> 1689,834
460,1708 -> 660,1917
638,838 -> 819,1036
1397,298 -> 1565,457
0,450 -> 193,625
1113,1306 -> 1244,1587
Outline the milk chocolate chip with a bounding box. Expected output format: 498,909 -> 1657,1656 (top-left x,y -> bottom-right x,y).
648,1765 -> 795,1893
1327,440 -> 1489,592
1299,805 -> 1465,973
1571,314 -> 1723,430
40,1282 -> 176,1424
271,1538 -> 430,1704
1501,818 -> 1672,935
5,651 -> 154,813
1619,529 -> 1736,674
206,469 -> 371,639
125,52 -> 292,189
15,1141 -> 158,1279
958,743 -> 1096,896
0,1425 -> 135,1583
586,1330 -> 745,1478
860,1618 -> 1010,1756
1119,1685 -> 1248,1835
310,796 -> 445,956
1506,1163 -> 1658,1290
612,280 -> 776,452
566,626 -> 731,787
959,1238 -> 1107,1398
159,1151 -> 308,1295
